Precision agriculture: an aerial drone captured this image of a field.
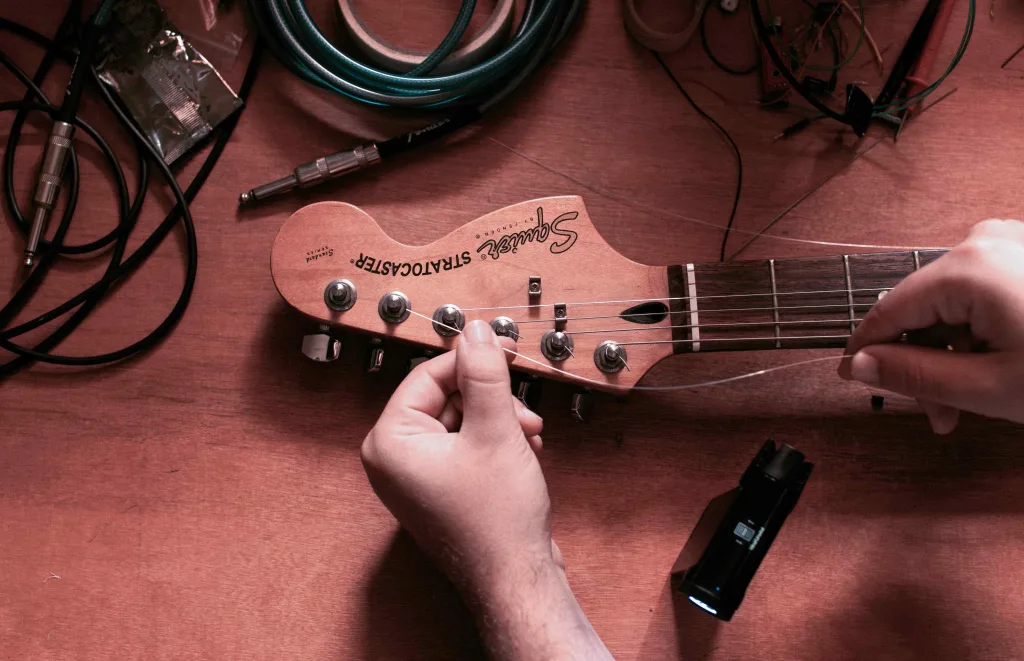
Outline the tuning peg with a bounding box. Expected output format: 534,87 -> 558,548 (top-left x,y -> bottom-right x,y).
511,373 -> 542,411
407,350 -> 437,374
301,324 -> 342,362
570,389 -> 593,422
366,337 -> 384,373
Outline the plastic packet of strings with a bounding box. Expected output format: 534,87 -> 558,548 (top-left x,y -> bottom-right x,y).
95,0 -> 243,165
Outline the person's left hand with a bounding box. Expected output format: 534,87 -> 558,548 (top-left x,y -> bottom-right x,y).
361,321 -> 557,596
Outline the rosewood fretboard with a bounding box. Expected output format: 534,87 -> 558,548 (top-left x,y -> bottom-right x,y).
666,250 -> 947,353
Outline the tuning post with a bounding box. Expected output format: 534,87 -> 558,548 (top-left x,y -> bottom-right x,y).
490,316 -> 520,341
378,291 -> 411,324
594,340 -> 628,373
541,329 -> 574,362
432,304 -> 465,337
324,279 -> 356,311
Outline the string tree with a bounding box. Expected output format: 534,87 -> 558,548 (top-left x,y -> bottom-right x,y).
554,303 -> 567,331
528,275 -> 541,302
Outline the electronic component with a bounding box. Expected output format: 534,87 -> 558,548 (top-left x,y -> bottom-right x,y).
759,18 -> 789,102
671,440 -> 813,621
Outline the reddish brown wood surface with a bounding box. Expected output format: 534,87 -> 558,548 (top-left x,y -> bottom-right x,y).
3,1 -> 1024,659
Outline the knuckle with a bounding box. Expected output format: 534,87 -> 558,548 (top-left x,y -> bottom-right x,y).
360,431 -> 382,469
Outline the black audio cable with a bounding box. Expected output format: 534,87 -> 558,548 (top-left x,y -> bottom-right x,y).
0,6 -> 261,378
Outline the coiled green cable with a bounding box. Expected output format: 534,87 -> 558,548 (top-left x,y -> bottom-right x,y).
248,0 -> 584,109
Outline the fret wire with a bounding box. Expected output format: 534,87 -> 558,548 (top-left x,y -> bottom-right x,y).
566,317 -> 865,335
842,255 -> 856,334
620,334 -> 853,346
459,286 -> 896,312
769,259 -> 781,349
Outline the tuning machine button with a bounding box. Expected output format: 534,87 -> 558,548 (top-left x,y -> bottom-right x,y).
378,291 -> 411,324
511,373 -> 542,411
301,324 -> 342,362
594,340 -> 627,373
490,316 -> 520,341
367,337 -> 384,373
541,330 -> 574,362
324,279 -> 356,311
432,304 -> 465,337
407,350 -> 437,373
570,390 -> 593,422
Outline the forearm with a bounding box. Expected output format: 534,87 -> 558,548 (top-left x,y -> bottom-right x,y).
465,558 -> 614,661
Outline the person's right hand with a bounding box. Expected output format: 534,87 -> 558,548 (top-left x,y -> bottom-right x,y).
840,219 -> 1024,433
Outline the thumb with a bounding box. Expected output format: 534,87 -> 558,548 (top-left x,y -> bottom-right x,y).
848,344 -> 1006,417
456,320 -> 519,437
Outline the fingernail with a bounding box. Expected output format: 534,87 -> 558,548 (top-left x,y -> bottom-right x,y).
463,319 -> 494,344
850,351 -> 880,386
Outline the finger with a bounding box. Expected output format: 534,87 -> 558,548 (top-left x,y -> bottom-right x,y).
456,320 -> 520,439
846,344 -> 1007,418
919,400 -> 960,435
527,435 -> 544,452
380,350 -> 458,424
967,218 -> 1024,242
514,399 -> 544,438
841,256 -> 967,370
438,398 -> 461,432
551,539 -> 565,570
449,393 -> 544,437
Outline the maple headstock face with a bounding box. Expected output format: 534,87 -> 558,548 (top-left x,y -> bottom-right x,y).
271,196 -> 674,392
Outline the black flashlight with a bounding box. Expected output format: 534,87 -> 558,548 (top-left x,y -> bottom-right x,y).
671,440 -> 813,621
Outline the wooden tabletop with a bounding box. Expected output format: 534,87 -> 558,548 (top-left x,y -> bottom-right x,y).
3,1 -> 1024,658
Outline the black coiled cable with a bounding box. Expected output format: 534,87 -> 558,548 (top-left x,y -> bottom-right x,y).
0,3 -> 261,378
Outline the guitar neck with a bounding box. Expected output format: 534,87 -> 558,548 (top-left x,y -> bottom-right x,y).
666,249 -> 948,353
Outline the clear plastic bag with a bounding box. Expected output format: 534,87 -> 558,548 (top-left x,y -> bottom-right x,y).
162,0 -> 248,72
96,0 -> 243,164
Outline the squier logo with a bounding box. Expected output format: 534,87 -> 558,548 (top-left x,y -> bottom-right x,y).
475,208 -> 579,261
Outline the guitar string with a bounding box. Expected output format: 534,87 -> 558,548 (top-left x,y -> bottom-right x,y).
408,310 -> 852,392
488,136 -> 952,253
459,285 -> 891,312
521,301 -> 877,326
566,317 -> 865,335
618,334 -> 852,346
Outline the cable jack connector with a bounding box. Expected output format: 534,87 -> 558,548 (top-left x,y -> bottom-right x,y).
25,120 -> 75,268
238,144 -> 381,206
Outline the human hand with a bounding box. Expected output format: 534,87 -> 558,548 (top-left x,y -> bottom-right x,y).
361,320 -> 556,594
840,219 -> 1024,433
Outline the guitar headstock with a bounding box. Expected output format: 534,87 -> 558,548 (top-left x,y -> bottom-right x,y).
271,196 -> 673,392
